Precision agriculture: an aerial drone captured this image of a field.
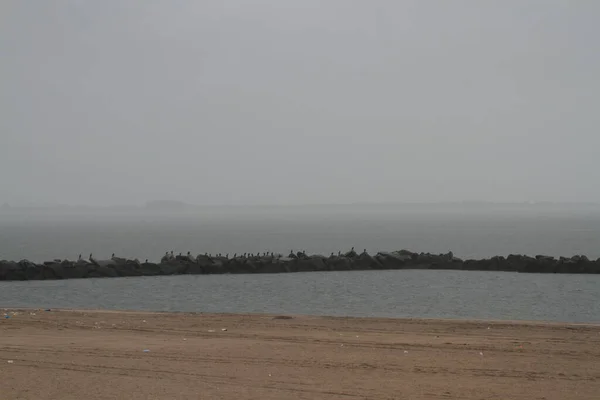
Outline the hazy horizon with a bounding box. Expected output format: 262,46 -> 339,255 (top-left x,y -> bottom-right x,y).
3,199 -> 600,209
2,1 -> 599,206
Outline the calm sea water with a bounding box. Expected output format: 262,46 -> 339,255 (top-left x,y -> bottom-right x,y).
1,270 -> 599,323
1,206 -> 600,323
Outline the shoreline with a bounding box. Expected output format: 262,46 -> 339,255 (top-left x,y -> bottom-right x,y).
4,307 -> 600,328
2,309 -> 599,399
2,249 -> 600,281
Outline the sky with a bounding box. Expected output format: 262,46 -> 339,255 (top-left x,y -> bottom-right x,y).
1,0 -> 599,206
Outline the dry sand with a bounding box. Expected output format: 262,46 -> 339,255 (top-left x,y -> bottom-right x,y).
1,309 -> 599,400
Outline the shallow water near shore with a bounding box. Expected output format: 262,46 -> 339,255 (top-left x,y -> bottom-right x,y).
2,270 -> 599,323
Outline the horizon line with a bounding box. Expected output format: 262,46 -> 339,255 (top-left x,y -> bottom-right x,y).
2,200 -> 600,210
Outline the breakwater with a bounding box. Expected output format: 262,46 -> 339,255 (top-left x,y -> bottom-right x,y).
1,249 -> 600,281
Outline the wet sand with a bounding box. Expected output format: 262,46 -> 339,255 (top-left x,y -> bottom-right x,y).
1,309 -> 599,399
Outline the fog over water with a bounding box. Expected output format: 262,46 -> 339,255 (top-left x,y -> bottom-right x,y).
2,204 -> 600,263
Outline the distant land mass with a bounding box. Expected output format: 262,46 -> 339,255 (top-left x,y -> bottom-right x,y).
144,200 -> 190,210
1,200 -> 600,213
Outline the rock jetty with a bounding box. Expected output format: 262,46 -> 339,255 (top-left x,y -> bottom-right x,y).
1,249 -> 600,281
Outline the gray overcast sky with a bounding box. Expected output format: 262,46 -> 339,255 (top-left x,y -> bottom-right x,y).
1,1 -> 599,206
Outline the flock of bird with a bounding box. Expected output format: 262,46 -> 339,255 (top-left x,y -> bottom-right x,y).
73,247 -> 365,265
161,246 -> 364,263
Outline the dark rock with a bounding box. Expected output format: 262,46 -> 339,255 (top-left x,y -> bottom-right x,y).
111,256 -> 128,265
48,262 -> 89,279
139,263 -> 162,276
0,261 -> 24,281
88,265 -> 119,278
352,253 -> 382,270
375,252 -> 409,269
344,249 -> 358,258
114,262 -> 144,277
291,256 -> 328,272
2,249 -> 600,281
254,259 -> 288,274
157,261 -> 187,276
183,262 -> 204,275
325,256 -> 354,271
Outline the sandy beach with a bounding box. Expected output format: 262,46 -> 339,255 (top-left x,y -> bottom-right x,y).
1,310 -> 599,399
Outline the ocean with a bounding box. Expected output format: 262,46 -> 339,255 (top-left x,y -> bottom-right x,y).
1,205 -> 600,322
